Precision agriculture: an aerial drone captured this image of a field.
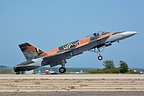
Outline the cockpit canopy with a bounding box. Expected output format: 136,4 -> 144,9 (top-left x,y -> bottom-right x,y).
92,31 -> 109,37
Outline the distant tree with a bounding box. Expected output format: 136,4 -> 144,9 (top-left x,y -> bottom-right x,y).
119,60 -> 128,73
103,60 -> 115,69
88,68 -> 97,74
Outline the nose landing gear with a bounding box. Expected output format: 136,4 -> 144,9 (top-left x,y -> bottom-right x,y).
97,48 -> 103,60
89,48 -> 103,60
98,55 -> 103,60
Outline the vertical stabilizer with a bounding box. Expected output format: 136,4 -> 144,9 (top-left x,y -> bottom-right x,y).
19,42 -> 47,60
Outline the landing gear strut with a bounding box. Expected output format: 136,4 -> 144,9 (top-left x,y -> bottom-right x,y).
59,60 -> 67,73
89,48 -> 103,60
97,48 -> 103,60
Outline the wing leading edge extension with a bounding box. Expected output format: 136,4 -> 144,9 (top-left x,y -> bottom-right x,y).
42,50 -> 72,67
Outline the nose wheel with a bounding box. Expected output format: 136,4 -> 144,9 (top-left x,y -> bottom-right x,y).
98,55 -> 103,60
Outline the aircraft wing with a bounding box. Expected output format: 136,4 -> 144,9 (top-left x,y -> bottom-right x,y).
41,50 -> 72,67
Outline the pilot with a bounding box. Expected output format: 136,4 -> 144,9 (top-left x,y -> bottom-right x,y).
93,33 -> 97,36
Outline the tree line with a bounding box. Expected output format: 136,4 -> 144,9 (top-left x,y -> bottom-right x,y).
88,60 -> 139,74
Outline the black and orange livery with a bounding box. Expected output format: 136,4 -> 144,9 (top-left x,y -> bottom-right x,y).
14,31 -> 137,73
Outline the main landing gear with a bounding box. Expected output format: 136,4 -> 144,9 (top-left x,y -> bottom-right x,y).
59,67 -> 66,73
89,48 -> 103,60
59,60 -> 67,73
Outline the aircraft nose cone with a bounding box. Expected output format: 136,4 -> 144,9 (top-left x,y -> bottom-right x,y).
121,31 -> 137,38
129,31 -> 137,35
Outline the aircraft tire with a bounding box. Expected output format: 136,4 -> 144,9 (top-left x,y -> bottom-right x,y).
59,67 -> 66,73
98,55 -> 103,60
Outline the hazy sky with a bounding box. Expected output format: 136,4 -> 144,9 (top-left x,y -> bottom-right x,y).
0,0 -> 144,68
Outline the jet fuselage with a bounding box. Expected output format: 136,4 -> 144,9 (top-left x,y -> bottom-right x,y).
13,31 -> 137,73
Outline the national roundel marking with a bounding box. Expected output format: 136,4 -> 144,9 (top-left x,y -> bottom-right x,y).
97,40 -> 101,44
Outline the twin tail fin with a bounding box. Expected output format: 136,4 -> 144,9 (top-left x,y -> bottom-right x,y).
19,42 -> 47,61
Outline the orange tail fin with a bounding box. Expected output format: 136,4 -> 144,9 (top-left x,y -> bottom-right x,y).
19,42 -> 47,60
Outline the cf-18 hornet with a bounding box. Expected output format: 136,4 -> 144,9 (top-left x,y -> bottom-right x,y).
13,31 -> 137,74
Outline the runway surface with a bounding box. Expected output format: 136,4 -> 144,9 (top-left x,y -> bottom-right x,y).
0,74 -> 144,79
0,74 -> 144,96
1,91 -> 144,96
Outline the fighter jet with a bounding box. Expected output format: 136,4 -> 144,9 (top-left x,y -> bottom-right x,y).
13,31 -> 137,74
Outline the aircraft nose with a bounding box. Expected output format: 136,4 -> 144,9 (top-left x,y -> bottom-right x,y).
121,31 -> 137,38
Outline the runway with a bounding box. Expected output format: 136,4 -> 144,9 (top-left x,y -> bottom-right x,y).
1,91 -> 144,96
0,74 -> 144,79
0,74 -> 144,96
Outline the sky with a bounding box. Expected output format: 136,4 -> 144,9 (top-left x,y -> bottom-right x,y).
0,0 -> 144,68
